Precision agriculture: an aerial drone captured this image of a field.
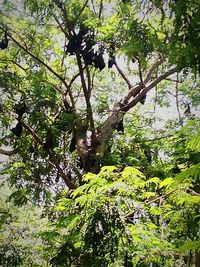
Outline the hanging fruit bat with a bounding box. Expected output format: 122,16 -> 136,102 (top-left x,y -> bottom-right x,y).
93,52 -> 105,71
14,102 -> 27,119
0,32 -> 8,50
108,55 -> 116,68
11,122 -> 23,137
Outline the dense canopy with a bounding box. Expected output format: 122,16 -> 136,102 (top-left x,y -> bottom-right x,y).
0,0 -> 200,266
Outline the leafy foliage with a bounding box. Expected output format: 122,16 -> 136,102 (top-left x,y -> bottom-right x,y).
0,0 -> 200,266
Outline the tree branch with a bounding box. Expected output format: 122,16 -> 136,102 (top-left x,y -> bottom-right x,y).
175,73 -> 182,119
96,67 -> 177,154
86,65 -> 92,98
74,0 -> 90,23
20,120 -> 76,189
98,0 -> 103,19
68,70 -> 84,90
124,59 -> 164,103
123,84 -> 142,103
138,59 -> 144,87
114,60 -> 132,88
76,53 -> 96,143
123,67 -> 177,111
11,60 -> 29,72
0,148 -> 15,156
134,134 -> 173,143
144,59 -> 164,84
8,33 -> 68,94
53,15 -> 68,37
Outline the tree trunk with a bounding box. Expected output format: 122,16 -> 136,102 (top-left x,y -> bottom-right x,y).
195,250 -> 200,267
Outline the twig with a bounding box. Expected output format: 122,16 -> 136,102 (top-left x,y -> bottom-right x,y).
53,15 -> 68,37
138,59 -> 144,87
134,134 -> 173,143
68,70 -> 84,90
11,60 -> 29,72
86,65 -> 92,98
91,0 -> 97,15
154,65 -> 158,113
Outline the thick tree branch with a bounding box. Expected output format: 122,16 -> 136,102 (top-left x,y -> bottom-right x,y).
123,67 -> 177,111
124,59 -> 164,103
76,53 -> 96,143
96,67 -> 177,154
123,84 -> 142,103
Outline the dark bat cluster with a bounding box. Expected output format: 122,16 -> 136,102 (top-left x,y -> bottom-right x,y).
0,32 -> 8,50
11,102 -> 27,138
65,26 -> 116,71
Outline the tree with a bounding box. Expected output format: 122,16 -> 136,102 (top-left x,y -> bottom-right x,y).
0,0 -> 200,266
0,185 -> 48,266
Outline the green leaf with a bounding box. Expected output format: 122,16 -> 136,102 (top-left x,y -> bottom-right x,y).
180,241 -> 200,252
159,178 -> 173,188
